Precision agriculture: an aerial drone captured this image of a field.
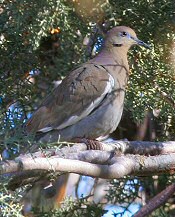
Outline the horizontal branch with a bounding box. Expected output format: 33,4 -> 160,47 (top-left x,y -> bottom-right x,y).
7,153 -> 175,177
125,140 -> 175,155
1,140 -> 175,190
1,148 -> 175,178
19,140 -> 175,159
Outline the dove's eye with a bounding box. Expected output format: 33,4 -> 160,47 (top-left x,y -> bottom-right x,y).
121,31 -> 127,37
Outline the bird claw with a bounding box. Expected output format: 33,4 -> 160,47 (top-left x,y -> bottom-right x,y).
74,138 -> 103,150
86,139 -> 103,150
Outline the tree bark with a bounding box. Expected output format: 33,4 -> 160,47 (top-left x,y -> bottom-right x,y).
1,140 -> 175,183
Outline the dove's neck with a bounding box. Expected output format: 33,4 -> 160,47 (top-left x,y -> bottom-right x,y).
91,46 -> 129,70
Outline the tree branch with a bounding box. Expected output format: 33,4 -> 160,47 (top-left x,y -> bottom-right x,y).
134,183 -> 175,217
19,140 -> 175,159
1,140 -> 175,183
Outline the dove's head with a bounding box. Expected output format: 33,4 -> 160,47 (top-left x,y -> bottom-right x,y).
105,26 -> 150,51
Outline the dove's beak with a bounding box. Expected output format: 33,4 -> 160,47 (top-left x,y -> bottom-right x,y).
133,37 -> 151,49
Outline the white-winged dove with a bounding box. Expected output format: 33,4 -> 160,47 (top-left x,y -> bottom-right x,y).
22,26 -> 150,214
26,26 -> 150,145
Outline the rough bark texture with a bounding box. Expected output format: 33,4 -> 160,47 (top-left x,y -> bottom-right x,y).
1,140 -> 175,189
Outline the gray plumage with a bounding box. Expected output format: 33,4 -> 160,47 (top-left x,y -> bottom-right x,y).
26,26 -> 150,143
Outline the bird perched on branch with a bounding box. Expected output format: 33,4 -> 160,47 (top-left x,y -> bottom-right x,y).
23,26 -> 150,214
26,26 -> 150,147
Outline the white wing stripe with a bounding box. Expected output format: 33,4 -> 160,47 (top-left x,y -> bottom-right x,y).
39,73 -> 115,132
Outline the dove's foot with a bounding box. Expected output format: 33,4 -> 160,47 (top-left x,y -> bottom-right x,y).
74,138 -> 103,150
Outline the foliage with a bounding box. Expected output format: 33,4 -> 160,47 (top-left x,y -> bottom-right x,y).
0,179 -> 23,216
0,0 -> 175,216
34,196 -> 107,217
